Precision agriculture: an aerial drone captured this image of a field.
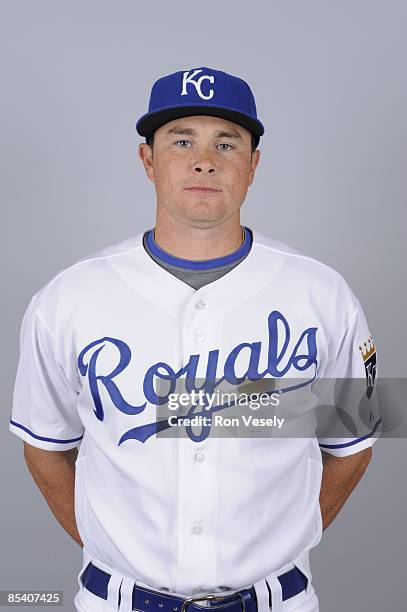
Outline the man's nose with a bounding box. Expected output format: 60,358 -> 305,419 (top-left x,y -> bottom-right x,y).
194,164 -> 216,173
194,156 -> 216,173
192,148 -> 217,173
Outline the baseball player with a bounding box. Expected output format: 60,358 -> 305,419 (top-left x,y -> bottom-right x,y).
10,67 -> 381,612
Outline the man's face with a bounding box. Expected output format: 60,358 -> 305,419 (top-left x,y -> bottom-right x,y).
138,115 -> 261,227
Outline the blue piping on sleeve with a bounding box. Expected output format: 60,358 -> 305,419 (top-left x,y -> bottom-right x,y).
10,419 -> 83,444
319,418 -> 382,449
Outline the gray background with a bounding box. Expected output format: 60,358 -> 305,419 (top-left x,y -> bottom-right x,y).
1,1 -> 405,610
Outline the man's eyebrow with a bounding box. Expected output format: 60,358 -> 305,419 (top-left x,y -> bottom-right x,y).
165,127 -> 243,140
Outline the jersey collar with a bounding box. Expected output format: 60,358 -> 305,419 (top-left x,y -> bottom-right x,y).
145,226 -> 252,270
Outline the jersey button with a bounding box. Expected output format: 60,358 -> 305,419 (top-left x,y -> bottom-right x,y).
194,330 -> 205,342
195,300 -> 206,309
194,452 -> 205,462
191,524 -> 203,535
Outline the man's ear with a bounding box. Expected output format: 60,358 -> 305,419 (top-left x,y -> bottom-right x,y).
248,149 -> 261,187
138,143 -> 154,183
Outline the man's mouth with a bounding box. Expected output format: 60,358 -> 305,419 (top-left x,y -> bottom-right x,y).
185,187 -> 222,193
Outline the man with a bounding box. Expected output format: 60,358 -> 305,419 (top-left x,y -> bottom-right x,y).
10,67 -> 380,612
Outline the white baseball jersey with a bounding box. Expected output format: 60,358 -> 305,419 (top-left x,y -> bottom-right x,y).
10,227 -> 380,598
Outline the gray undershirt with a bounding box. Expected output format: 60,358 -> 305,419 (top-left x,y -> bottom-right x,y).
142,231 -> 251,291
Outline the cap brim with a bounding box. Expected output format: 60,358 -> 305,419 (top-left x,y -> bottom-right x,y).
135,104 -> 265,144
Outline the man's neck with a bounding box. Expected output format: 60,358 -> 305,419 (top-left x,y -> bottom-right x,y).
152,219 -> 244,261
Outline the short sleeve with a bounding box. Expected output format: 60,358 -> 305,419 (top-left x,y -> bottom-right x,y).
9,295 -> 84,451
315,301 -> 381,457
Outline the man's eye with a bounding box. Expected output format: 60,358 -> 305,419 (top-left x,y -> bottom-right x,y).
218,143 -> 234,151
175,140 -> 191,147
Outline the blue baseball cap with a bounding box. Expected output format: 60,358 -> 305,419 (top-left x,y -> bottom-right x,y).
135,66 -> 265,147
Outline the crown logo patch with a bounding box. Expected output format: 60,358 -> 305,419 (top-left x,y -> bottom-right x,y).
359,336 -> 377,399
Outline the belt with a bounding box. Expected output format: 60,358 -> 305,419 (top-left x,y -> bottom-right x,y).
80,562 -> 308,611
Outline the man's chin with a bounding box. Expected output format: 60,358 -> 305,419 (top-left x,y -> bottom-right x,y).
179,205 -> 226,225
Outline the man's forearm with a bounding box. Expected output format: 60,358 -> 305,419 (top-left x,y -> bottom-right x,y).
319,447 -> 372,531
24,443 -> 83,547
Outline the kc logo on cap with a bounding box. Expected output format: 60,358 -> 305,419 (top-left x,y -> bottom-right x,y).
181,69 -> 215,100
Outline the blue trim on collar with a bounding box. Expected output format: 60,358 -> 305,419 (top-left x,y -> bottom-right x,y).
146,226 -> 252,270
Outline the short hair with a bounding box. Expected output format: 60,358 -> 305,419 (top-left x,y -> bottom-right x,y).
146,131 -> 258,152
